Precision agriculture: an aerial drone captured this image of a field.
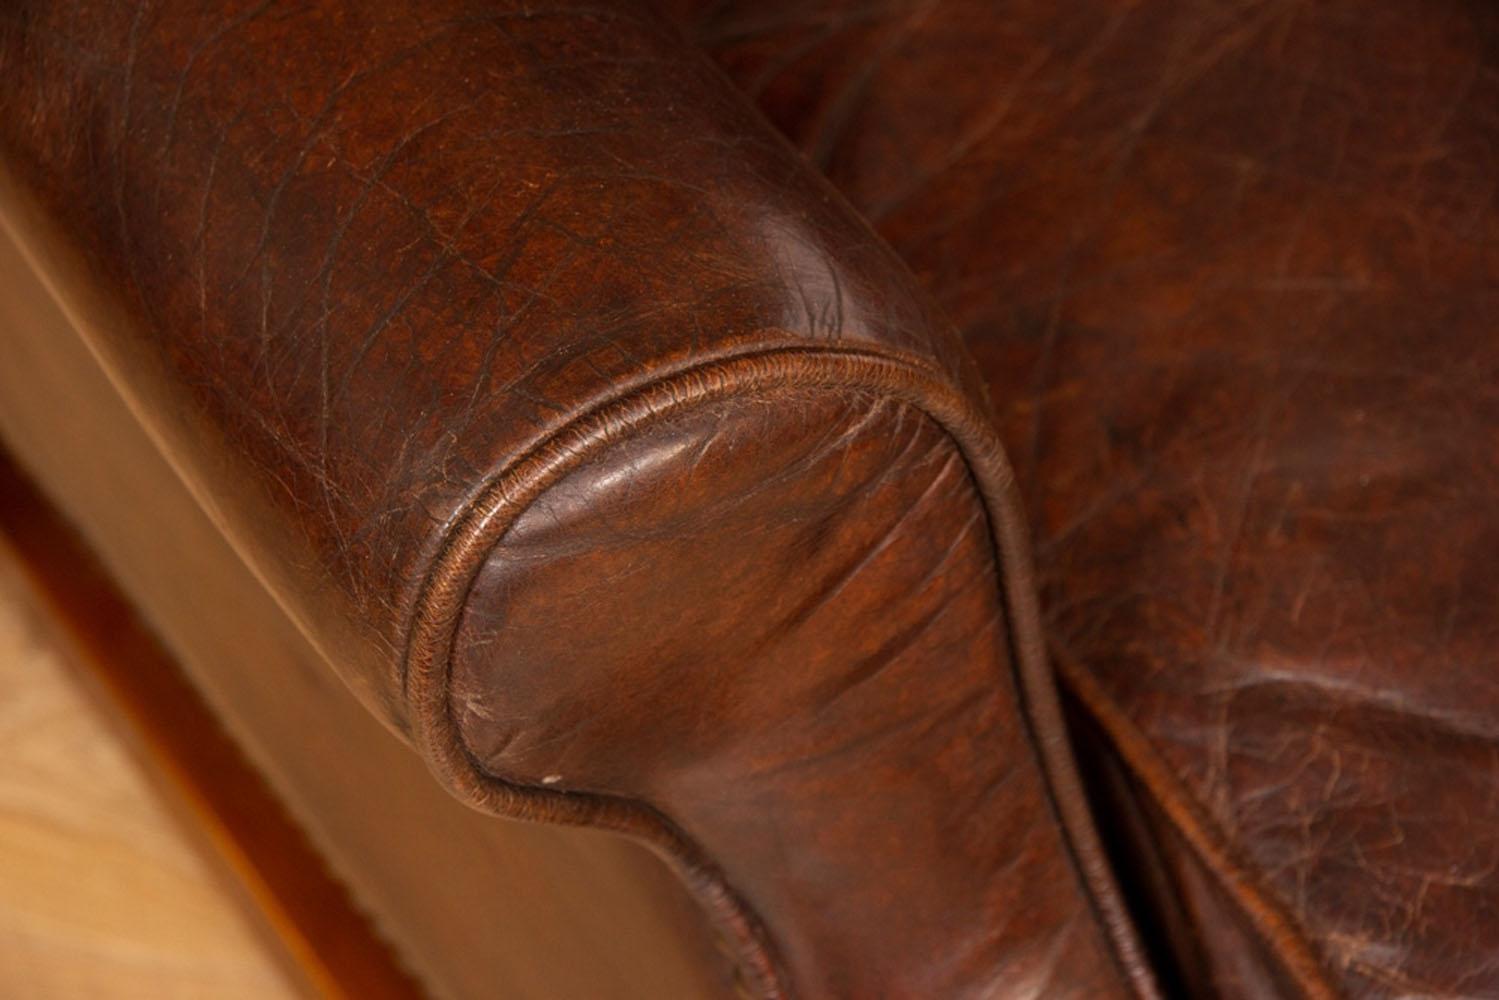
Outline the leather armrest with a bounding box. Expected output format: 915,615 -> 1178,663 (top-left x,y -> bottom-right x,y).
0,2 -> 1153,995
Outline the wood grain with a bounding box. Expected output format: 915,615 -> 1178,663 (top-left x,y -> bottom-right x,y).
0,551 -> 302,999
0,446 -> 429,999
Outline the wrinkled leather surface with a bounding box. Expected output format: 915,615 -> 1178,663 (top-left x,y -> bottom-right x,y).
1069,690 -> 1309,1000
453,388 -> 1127,997
0,0 -> 956,724
0,1 -> 1155,996
668,0 -> 1499,995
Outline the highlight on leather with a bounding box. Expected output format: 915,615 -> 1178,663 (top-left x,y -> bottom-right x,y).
668,0 -> 1499,994
0,0 -> 1155,996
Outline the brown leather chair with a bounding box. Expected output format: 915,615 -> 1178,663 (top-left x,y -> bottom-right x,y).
1,1 -> 1493,996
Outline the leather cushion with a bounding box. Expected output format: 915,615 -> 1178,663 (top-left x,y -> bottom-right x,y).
669,0 -> 1499,994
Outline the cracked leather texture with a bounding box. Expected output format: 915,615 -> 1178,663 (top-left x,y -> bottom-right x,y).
665,0 -> 1499,995
0,1 -> 1154,997
0,0 -> 962,724
451,388 -> 1127,997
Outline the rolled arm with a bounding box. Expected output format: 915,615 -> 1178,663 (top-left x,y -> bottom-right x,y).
0,1 -> 1153,996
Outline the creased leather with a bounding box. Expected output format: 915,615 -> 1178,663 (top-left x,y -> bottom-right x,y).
0,0 -> 1154,996
0,0 -> 952,723
448,386 -> 1124,998
666,0 -> 1499,995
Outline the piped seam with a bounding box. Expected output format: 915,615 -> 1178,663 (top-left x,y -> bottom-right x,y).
401,339 -> 1157,1000
1056,649 -> 1343,1000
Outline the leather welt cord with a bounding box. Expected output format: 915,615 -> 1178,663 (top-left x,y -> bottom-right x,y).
402,340 -> 1162,1000
1057,650 -> 1342,1000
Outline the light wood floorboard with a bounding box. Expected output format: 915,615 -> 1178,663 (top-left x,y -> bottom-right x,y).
0,552 -> 301,1000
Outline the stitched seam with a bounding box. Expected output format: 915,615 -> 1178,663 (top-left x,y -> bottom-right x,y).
1055,649 -> 1344,1000
402,340 -> 1157,999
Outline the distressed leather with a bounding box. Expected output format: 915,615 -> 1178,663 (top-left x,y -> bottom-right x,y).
449,388 -> 1128,998
668,0 -> 1499,995
8,0 -> 1493,995
0,0 -> 1157,997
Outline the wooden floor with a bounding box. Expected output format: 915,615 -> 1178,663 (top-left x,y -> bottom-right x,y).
0,550 -> 303,999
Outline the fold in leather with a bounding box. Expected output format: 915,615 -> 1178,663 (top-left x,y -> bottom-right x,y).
665,0 -> 1499,994
0,1 -> 1155,995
